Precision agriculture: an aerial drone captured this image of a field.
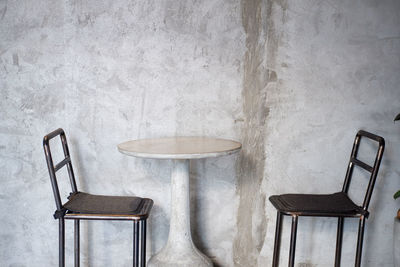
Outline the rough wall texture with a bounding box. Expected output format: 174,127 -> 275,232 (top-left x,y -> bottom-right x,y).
232,0 -> 289,265
0,0 -> 244,266
255,0 -> 400,266
1,0 -> 400,266
233,0 -> 273,265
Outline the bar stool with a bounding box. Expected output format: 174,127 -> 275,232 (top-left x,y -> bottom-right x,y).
43,128 -> 153,267
269,130 -> 385,267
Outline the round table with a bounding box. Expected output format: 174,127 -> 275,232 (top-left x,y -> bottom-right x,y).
118,137 -> 241,267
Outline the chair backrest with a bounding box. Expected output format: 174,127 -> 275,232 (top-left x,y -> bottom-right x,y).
43,128 -> 78,215
342,130 -> 385,215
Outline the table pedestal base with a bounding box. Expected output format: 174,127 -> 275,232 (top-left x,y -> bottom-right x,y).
148,159 -> 213,267
147,243 -> 212,267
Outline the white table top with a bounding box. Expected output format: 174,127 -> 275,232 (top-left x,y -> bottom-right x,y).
118,137 -> 242,159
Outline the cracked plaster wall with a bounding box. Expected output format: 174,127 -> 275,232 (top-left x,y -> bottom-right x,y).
1,0 -> 400,267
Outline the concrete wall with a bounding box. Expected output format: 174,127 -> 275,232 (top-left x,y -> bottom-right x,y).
0,0 -> 244,266
237,0 -> 400,266
1,0 -> 399,266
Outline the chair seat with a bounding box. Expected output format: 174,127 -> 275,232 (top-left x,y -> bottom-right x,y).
269,192 -> 367,217
63,192 -> 153,218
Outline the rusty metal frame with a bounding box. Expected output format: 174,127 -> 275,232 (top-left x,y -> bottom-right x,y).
44,128 -> 149,267
271,130 -> 385,267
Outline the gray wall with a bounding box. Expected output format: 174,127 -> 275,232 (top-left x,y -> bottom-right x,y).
1,0 -> 399,266
239,1 -> 400,266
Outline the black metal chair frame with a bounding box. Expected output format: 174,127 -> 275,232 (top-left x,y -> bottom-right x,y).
270,130 -> 385,267
43,128 -> 152,267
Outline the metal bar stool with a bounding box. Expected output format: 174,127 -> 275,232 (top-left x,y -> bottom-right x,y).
269,130 -> 385,267
43,128 -> 153,267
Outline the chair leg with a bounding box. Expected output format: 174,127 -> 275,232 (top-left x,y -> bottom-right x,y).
355,216 -> 366,267
335,217 -> 344,267
272,211 -> 283,267
140,220 -> 147,267
59,218 -> 65,267
133,221 -> 140,267
74,219 -> 80,267
288,215 -> 298,267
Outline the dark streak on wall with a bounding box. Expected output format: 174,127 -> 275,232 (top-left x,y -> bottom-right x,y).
234,0 -> 286,265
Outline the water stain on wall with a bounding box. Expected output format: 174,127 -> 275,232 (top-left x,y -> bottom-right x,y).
233,0 -> 286,265
0,0 -> 7,21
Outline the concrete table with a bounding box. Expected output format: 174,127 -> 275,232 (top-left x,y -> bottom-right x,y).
118,137 -> 241,267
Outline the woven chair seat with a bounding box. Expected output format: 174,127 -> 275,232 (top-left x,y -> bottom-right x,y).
64,192 -> 153,216
269,192 -> 366,216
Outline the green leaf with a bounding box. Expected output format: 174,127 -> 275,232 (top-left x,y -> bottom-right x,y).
394,190 -> 400,199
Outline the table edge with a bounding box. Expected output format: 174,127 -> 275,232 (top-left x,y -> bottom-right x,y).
117,145 -> 241,159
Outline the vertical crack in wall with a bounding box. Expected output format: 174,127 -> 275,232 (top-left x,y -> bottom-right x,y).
234,0 -> 286,266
